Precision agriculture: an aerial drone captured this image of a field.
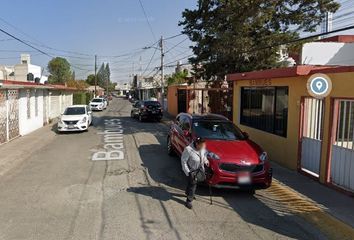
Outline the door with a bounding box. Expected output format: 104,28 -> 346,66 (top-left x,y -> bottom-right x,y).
177,90 -> 187,114
300,97 -> 324,177
175,115 -> 192,154
329,99 -> 354,192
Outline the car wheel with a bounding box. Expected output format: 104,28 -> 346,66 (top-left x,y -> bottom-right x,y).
131,111 -> 134,118
167,136 -> 175,156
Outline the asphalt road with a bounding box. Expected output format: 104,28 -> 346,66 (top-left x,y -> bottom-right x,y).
0,98 -> 327,240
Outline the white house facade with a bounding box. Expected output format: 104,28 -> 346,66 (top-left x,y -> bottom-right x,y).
0,80 -> 74,144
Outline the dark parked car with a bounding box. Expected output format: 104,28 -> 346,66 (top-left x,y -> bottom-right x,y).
167,113 -> 272,191
131,100 -> 163,122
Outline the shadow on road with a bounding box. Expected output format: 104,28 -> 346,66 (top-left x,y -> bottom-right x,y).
94,104 -> 322,239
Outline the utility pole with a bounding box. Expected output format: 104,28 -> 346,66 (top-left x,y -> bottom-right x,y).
160,36 -> 165,110
94,55 -> 97,97
321,12 -> 333,39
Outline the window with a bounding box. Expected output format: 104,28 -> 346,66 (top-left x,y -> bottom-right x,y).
179,115 -> 191,131
64,107 -> 86,115
241,87 -> 288,137
193,120 -> 245,141
92,98 -> 103,103
144,101 -> 161,107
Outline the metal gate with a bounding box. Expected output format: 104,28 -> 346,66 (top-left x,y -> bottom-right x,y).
0,90 -> 19,144
0,90 -> 6,144
300,97 -> 324,177
7,90 -> 19,140
330,99 -> 354,192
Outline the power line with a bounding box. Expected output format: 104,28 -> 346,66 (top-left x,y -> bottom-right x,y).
244,25 -> 354,55
137,0 -> 156,41
142,47 -> 158,76
164,33 -> 184,40
164,38 -> 188,55
0,16 -> 46,47
163,54 -> 194,67
0,27 -> 52,57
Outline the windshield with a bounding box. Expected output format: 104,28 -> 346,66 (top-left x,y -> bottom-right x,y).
193,121 -> 245,141
64,107 -> 86,115
92,99 -> 103,103
144,101 -> 161,107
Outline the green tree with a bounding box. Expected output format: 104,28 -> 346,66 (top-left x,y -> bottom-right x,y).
97,63 -> 106,87
47,57 -> 72,84
66,79 -> 89,90
180,0 -> 340,80
167,70 -> 188,86
105,63 -> 111,84
86,74 -> 96,85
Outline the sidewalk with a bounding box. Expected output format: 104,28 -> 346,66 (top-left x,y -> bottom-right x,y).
0,123 -> 57,177
272,162 -> 354,228
162,112 -> 354,231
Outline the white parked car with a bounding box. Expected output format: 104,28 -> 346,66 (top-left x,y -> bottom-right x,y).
89,98 -> 107,111
57,105 -> 92,132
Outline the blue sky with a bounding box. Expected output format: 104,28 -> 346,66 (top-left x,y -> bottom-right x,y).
0,0 -> 353,83
0,0 -> 196,83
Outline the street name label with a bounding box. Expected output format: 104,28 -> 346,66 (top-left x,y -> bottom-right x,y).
92,118 -> 125,161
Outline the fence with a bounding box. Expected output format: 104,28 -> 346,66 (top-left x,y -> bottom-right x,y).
0,87 -> 73,145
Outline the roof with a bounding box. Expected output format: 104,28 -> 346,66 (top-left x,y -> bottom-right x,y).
317,35 -> 354,43
226,65 -> 354,81
1,80 -> 77,90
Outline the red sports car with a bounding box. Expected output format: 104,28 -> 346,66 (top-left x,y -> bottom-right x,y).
167,113 -> 272,190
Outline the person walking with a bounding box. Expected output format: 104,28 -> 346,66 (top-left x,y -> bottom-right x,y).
181,137 -> 209,209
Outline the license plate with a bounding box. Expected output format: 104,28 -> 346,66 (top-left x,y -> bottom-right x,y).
67,125 -> 75,129
152,111 -> 156,114
238,175 -> 251,184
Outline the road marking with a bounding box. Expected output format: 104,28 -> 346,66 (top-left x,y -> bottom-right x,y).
264,180 -> 354,240
92,118 -> 125,161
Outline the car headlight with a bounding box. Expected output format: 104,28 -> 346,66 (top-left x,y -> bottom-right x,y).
79,117 -> 87,124
207,151 -> 220,160
259,152 -> 268,162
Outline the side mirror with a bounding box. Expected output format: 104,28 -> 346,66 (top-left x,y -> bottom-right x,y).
243,131 -> 249,139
